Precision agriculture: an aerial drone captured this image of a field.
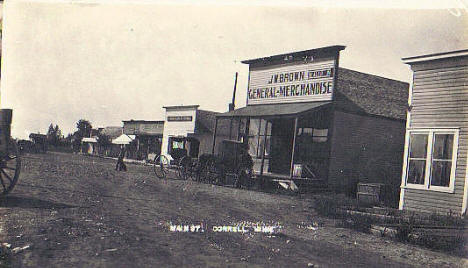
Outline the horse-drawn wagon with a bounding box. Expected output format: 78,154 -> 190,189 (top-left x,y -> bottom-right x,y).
152,139 -> 253,188
0,109 -> 21,197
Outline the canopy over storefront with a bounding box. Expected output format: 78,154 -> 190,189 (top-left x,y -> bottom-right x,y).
112,134 -> 135,145
82,137 -> 98,143
217,101 -> 331,118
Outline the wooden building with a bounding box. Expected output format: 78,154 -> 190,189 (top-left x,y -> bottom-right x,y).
399,49 -> 468,215
81,137 -> 98,155
99,126 -> 123,157
29,133 -> 47,153
161,105 -> 229,162
122,120 -> 164,160
215,45 -> 409,201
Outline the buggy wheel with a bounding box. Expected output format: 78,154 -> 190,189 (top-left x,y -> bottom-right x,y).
206,158 -> 222,185
193,160 -> 202,181
237,168 -> 252,189
0,139 -> 21,197
153,154 -> 169,179
177,156 -> 189,180
197,162 -> 208,182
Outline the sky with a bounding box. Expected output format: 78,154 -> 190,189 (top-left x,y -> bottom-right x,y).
1,0 -> 467,138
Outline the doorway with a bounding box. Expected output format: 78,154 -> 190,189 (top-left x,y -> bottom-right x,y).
269,118 -> 295,175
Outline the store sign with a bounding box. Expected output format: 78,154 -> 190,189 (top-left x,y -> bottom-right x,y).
247,60 -> 335,105
167,116 -> 193,122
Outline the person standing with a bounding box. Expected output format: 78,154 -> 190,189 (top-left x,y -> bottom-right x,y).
116,145 -> 127,171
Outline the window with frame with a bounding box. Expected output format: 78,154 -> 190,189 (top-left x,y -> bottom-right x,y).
297,127 -> 328,142
405,129 -> 458,192
248,119 -> 271,158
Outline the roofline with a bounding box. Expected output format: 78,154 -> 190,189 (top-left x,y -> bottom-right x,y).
338,67 -> 409,85
122,120 -> 165,123
215,101 -> 332,118
197,109 -> 220,114
241,45 -> 346,65
402,49 -> 468,64
163,105 -> 200,109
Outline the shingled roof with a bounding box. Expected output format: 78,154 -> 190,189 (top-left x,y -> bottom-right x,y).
335,68 -> 409,120
196,109 -> 231,136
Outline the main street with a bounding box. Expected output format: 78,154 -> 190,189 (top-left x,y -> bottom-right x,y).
0,153 -> 465,267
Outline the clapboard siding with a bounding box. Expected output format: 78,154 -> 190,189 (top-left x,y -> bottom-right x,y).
402,199 -> 461,213
402,58 -> 468,215
410,99 -> 468,107
413,86 -> 467,95
414,65 -> 466,76
413,80 -> 467,90
414,70 -> 467,81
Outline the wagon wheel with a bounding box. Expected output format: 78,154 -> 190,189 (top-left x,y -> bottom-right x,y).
236,166 -> 252,189
206,158 -> 223,185
177,156 -> 190,180
0,139 -> 21,197
153,154 -> 169,179
193,159 -> 204,182
197,160 -> 208,183
189,158 -> 198,181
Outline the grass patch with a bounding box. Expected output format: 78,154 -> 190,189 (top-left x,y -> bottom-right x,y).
315,194 -> 372,232
314,194 -> 357,217
410,230 -> 465,252
313,195 -> 467,252
337,214 -> 374,233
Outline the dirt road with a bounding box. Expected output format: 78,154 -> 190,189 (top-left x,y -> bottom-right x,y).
0,152 -> 466,267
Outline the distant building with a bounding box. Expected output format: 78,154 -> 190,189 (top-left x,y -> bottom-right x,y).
99,126 -> 123,157
161,105 -> 229,162
81,128 -> 101,155
81,137 -> 98,154
122,120 -> 164,160
399,49 -> 468,215
29,133 -> 47,153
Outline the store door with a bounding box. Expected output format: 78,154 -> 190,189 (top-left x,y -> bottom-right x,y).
269,118 -> 294,175
188,138 -> 200,158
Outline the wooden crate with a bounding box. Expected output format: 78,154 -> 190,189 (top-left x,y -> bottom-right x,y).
357,183 -> 385,206
358,183 -> 385,195
224,173 -> 238,187
357,192 -> 379,206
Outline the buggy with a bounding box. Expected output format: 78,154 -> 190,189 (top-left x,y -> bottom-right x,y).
154,140 -> 253,189
0,109 -> 21,197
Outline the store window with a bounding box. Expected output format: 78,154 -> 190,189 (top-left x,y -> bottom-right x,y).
404,129 -> 458,192
295,127 -> 329,179
172,140 -> 184,150
298,128 -> 328,142
248,119 -> 271,158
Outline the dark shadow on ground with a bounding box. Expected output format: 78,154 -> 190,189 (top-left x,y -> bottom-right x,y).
0,195 -> 76,209
16,183 -> 159,202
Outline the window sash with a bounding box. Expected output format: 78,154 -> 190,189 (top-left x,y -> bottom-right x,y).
430,160 -> 452,187
403,129 -> 458,193
248,119 -> 272,159
407,159 -> 426,185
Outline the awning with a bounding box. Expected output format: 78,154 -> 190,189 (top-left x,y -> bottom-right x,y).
112,134 -> 135,145
82,137 -> 98,143
216,101 -> 331,118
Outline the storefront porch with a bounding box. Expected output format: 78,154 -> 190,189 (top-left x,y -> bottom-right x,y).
214,101 -> 333,185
